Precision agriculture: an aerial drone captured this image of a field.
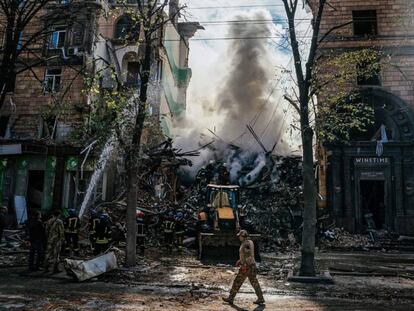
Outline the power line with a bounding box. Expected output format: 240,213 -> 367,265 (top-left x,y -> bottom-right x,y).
188,4 -> 286,10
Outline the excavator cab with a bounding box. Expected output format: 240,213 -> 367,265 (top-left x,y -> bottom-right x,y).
198,184 -> 260,262
206,184 -> 240,231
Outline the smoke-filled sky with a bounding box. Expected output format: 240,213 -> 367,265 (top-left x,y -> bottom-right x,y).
175,1 -> 310,158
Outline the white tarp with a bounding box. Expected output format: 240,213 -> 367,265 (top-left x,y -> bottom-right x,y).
64,252 -> 117,282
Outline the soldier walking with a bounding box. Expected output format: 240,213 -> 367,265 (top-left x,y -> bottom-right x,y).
223,230 -> 265,305
44,209 -> 65,274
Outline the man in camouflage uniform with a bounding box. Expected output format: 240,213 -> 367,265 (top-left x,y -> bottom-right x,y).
44,209 -> 65,274
223,230 -> 265,305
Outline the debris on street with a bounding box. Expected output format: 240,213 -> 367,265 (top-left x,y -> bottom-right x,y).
64,252 -> 118,282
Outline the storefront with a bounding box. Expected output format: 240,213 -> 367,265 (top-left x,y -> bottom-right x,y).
325,89 -> 414,234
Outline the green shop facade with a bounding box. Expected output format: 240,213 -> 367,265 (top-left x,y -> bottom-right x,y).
0,142 -> 110,223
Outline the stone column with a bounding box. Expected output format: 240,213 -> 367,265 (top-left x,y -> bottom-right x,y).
41,156 -> 56,211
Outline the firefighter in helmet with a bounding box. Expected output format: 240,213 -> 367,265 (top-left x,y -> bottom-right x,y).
94,212 -> 112,255
136,210 -> 146,254
162,210 -> 176,252
64,209 -> 80,256
89,209 -> 100,252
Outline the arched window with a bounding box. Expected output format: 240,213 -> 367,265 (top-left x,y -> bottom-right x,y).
115,16 -> 132,39
114,15 -> 139,40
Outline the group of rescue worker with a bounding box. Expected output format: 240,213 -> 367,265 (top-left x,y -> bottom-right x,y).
161,207 -> 187,252
23,208 -> 113,274
196,161 -> 231,189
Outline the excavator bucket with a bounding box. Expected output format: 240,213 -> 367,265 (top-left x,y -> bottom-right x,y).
198,232 -> 261,263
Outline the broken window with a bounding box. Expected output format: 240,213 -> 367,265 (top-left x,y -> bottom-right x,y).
0,30 -> 22,50
114,16 -> 139,40
49,27 -> 66,49
356,61 -> 381,86
126,61 -> 140,87
5,72 -> 16,93
0,116 -> 9,137
353,10 -> 378,36
44,68 -> 62,93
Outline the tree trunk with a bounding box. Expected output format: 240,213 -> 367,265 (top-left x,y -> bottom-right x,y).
124,36 -> 152,266
299,125 -> 317,276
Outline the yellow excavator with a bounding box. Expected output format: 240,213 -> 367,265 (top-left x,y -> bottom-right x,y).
197,184 -> 260,262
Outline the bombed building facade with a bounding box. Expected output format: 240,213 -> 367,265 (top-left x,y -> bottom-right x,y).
0,0 -> 199,223
316,0 -> 414,234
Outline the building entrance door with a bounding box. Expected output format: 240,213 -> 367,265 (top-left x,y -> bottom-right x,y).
27,170 -> 45,210
359,180 -> 385,229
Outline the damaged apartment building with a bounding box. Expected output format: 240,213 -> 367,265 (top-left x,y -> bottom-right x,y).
316,0 -> 414,235
0,0 -> 200,224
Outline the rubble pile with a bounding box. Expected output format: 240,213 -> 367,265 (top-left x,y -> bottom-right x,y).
176,155 -> 303,252
320,228 -> 375,249
243,156 -> 303,251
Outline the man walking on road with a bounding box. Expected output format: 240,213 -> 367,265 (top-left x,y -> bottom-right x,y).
223,230 -> 265,305
44,209 -> 65,274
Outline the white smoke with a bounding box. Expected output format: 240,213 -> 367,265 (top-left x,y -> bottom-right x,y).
240,153 -> 267,186
174,10 -> 291,178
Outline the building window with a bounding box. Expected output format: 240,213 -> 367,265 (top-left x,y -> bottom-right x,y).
156,60 -> 163,81
357,61 -> 381,86
115,16 -> 132,39
5,73 -> 16,93
353,10 -> 377,36
44,68 -> 62,93
1,31 -> 23,50
0,116 -> 10,137
126,61 -> 140,87
17,32 -> 23,50
49,27 -> 66,49
114,16 -> 139,40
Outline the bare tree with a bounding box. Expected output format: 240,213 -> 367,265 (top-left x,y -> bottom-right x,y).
281,0 -> 326,276
281,0 -> 390,276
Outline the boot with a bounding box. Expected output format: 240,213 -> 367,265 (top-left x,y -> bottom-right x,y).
253,298 -> 265,305
222,296 -> 234,304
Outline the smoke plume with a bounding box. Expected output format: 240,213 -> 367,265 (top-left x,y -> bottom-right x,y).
174,11 -> 292,179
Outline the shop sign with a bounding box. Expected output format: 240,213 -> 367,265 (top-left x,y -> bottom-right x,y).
360,171 -> 385,179
354,157 -> 389,166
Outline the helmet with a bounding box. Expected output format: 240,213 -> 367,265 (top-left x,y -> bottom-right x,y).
237,230 -> 249,238
100,212 -> 109,221
136,210 -> 145,218
175,212 -> 183,221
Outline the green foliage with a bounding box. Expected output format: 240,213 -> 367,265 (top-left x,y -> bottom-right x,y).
72,63 -> 161,152
316,91 -> 374,143
312,48 -> 389,144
